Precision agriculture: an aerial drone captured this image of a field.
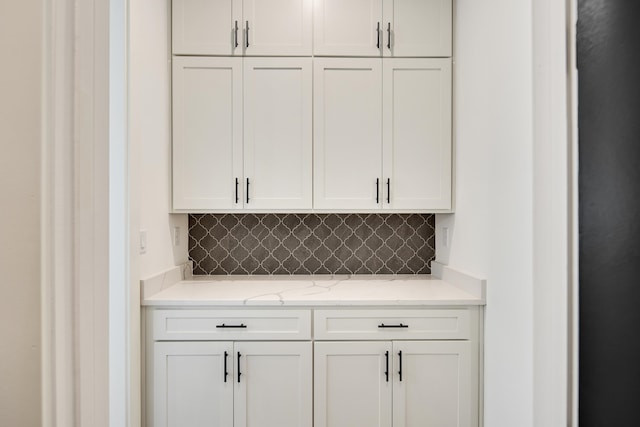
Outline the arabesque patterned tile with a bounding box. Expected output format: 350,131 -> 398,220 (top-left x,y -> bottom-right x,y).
189,214 -> 435,275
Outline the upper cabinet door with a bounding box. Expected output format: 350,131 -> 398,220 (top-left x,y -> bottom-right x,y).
382,58 -> 451,210
243,58 -> 313,209
172,0 -> 242,55
382,0 -> 452,57
314,58 -> 383,210
314,0 -> 384,56
172,57 -> 243,210
243,0 -> 312,55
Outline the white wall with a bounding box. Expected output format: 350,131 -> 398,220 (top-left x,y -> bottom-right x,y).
0,1 -> 42,425
130,0 -> 189,280
437,0 -> 535,425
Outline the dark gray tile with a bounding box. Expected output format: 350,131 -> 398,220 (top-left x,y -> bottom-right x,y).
273,244 -> 290,262
188,214 -> 435,275
219,214 -> 239,230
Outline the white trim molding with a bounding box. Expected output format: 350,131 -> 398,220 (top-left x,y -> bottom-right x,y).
41,0 -> 131,426
532,0 -> 573,425
40,0 -> 77,425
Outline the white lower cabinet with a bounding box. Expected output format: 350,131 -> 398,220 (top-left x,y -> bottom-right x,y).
147,307 -> 478,427
314,341 -> 472,427
153,340 -> 312,427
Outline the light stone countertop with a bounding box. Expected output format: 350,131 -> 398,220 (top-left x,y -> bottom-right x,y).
142,271 -> 486,307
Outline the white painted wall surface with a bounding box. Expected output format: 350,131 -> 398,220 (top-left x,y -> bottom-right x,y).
0,1 -> 42,425
130,0 -> 189,280
437,0 -> 535,425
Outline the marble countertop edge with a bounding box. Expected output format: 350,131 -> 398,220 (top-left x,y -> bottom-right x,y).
141,263 -> 486,307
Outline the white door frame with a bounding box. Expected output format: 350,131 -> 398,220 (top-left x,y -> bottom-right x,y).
40,0 -> 577,426
41,0 -> 133,426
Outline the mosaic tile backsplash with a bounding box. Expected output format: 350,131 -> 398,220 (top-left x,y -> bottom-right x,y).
189,214 -> 435,275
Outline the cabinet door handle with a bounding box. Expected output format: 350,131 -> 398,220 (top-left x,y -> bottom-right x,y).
245,21 -> 250,48
224,351 -> 229,382
235,178 -> 239,203
246,178 -> 250,204
237,352 -> 242,383
378,323 -> 409,328
386,178 -> 391,203
398,350 -> 403,381
385,351 -> 389,382
216,323 -> 247,328
234,20 -> 239,48
376,178 -> 380,203
387,22 -> 391,49
376,22 -> 381,49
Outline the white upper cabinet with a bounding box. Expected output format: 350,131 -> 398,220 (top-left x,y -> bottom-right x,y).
313,0 -> 384,56
313,58 -> 383,210
172,0 -> 311,56
243,58 -> 313,209
382,0 -> 452,57
172,57 -> 243,210
243,0 -> 313,55
314,0 -> 451,57
173,0 -> 242,55
382,58 -> 452,210
173,57 -> 312,211
314,58 -> 451,211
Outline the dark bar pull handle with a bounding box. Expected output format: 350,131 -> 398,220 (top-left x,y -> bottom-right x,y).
237,352 -> 242,383
224,351 -> 229,382
376,178 -> 380,203
378,323 -> 408,328
246,21 -> 250,48
398,350 -> 403,382
235,178 -> 239,203
387,22 -> 391,49
376,22 -> 381,49
216,323 -> 247,328
234,21 -> 239,48
386,178 -> 391,203
246,178 -> 250,203
385,351 -> 389,382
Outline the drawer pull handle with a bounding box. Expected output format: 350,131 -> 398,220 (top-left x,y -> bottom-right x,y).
384,351 -> 389,382
378,323 -> 408,328
224,351 -> 229,382
216,323 -> 247,328
398,350 -> 403,381
237,352 -> 242,383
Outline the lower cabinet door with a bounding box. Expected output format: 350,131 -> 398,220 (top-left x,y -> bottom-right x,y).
314,341 -> 393,427
234,341 -> 312,427
154,341 -> 234,427
393,341 -> 472,427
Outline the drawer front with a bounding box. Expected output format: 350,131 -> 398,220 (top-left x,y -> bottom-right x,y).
314,309 -> 470,340
153,309 -> 311,341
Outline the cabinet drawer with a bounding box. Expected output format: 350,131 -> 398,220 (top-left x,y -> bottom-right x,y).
153,309 -> 311,341
313,309 -> 470,340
